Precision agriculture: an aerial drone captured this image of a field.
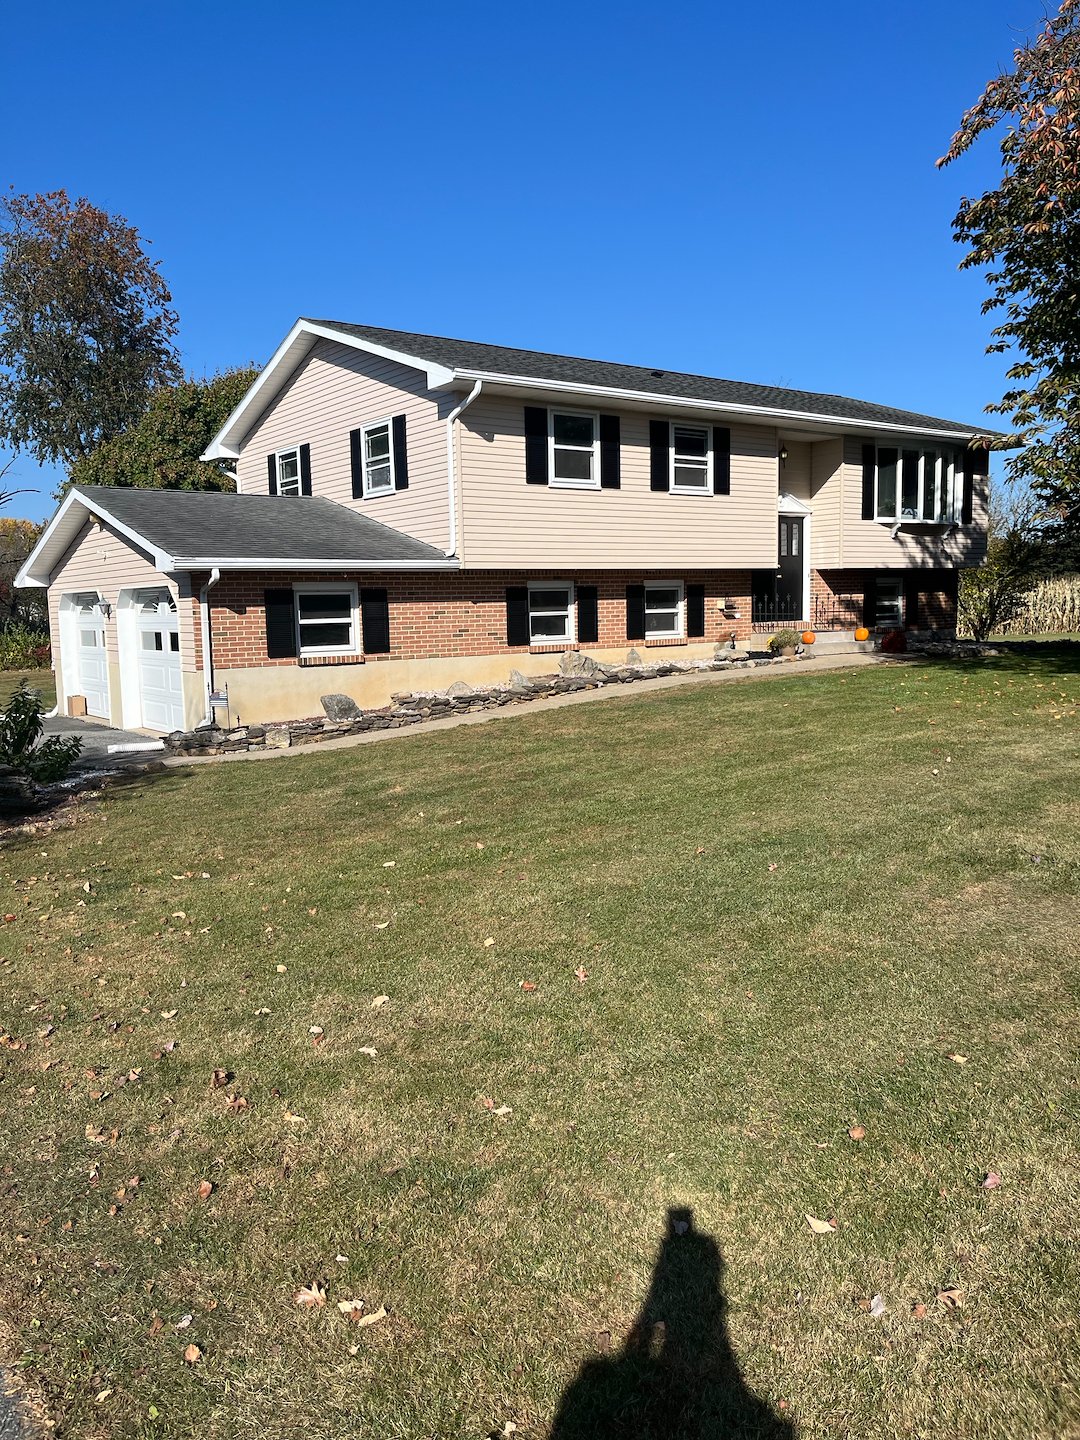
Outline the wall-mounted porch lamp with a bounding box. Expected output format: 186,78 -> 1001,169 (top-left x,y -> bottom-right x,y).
778,444 -> 789,467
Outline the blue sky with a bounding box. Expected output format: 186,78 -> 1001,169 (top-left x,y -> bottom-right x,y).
3,0 -> 1040,520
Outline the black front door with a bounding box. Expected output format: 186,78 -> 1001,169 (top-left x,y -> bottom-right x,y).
777,517 -> 804,621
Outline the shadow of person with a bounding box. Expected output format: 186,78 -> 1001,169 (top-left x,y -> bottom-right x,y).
548,1208 -> 794,1439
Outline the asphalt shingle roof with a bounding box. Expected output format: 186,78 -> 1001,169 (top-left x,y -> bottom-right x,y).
309,320 -> 996,437
73,487 -> 452,566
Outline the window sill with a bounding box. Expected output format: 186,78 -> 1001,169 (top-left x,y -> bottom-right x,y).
549,481 -> 601,492
669,487 -> 712,497
874,518 -> 958,530
298,654 -> 364,667
644,636 -> 687,646
529,642 -> 577,654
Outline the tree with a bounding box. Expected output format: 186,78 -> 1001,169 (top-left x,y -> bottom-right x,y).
959,475 -> 1040,640
937,1 -> 1080,529
66,367 -> 259,494
0,514 -> 46,627
0,190 -> 180,469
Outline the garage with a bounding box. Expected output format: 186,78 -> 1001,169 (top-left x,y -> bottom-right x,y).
133,588 -> 184,732
66,593 -> 110,719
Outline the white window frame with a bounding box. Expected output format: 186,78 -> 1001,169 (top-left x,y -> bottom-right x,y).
875,578 -> 904,629
293,582 -> 360,658
644,580 -> 684,640
527,581 -> 576,645
548,410 -> 600,490
669,422 -> 713,494
872,443 -> 960,525
361,418 -> 395,498
275,446 -> 302,497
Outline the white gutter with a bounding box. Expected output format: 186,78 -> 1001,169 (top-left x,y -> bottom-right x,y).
199,567 -> 221,725
443,380 -> 482,557
171,556 -> 460,572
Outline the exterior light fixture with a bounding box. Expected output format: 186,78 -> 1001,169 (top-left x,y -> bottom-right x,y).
778,444 -> 789,466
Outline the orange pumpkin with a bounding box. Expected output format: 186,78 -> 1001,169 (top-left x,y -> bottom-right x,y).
801,631 -> 816,645
854,626 -> 870,642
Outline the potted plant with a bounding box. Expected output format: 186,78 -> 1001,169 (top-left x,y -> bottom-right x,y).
766,628 -> 802,658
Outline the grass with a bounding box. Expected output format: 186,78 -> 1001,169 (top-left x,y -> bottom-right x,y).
1,646 -> 1078,1439
0,669 -> 55,710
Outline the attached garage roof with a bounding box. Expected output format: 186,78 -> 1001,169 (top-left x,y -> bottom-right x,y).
16,486 -> 458,588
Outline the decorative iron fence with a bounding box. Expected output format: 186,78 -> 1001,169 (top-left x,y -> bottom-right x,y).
751,595 -> 806,631
812,594 -> 864,631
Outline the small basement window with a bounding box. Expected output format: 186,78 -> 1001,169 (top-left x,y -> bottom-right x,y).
294,585 -> 359,656
527,583 -> 574,643
644,582 -> 683,638
875,579 -> 903,628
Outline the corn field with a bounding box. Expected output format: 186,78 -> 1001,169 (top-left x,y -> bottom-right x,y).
959,573 -> 1080,638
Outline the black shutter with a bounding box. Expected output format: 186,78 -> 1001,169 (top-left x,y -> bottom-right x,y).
267,453 -> 278,496
361,588 -> 391,654
712,427 -> 731,495
599,415 -> 621,489
392,415 -> 409,490
650,420 -> 669,491
265,588 -> 296,659
961,448 -> 976,524
299,443 -> 312,496
350,428 -> 364,499
577,585 -> 599,644
862,443 -> 876,520
686,583 -> 706,637
524,407 -> 548,485
506,586 -> 530,646
863,576 -> 878,630
904,573 -> 921,628
626,584 -> 646,640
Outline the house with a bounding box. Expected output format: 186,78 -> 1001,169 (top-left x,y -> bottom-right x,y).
16,320 -> 994,733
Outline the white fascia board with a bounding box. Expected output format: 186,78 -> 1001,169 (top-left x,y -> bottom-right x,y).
169,556 -> 461,572
15,489 -> 175,588
450,369 -> 984,443
200,320 -> 456,461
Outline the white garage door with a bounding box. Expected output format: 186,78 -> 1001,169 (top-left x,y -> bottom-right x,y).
74,595 -> 109,719
135,590 -> 184,732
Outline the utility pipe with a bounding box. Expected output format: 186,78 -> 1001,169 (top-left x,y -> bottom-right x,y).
199,567 -> 221,726
444,380 -> 482,557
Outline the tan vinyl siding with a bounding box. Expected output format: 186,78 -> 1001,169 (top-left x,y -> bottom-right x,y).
234,339 -> 451,551
782,441 -> 812,501
838,436 -> 988,569
457,395 -> 778,569
809,437 -> 843,568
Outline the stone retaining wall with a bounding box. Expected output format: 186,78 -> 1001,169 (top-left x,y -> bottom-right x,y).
164,650 -> 799,757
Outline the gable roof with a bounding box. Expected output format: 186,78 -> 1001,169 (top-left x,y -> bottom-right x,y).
16,486 -> 458,588
203,317 -> 1008,459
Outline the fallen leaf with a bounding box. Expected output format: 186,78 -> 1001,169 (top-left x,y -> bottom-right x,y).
148,1315 -> 164,1336
848,1125 -> 866,1141
492,1105 -> 512,1117
912,1302 -> 928,1319
869,1294 -> 886,1317
767,862 -> 779,872
695,847 -> 706,856
197,1179 -> 213,1200
295,1282 -> 327,1308
371,995 -> 389,1010
382,861 -> 396,869
357,1045 -> 377,1058
183,1343 -> 201,1365
276,964 -> 287,973
225,1094 -> 249,1113
337,1299 -> 365,1321
210,1068 -> 229,1089
309,1025 -> 324,1037
982,1171 -> 1002,1189
84,1125 -> 106,1144
937,1287 -> 964,1310
520,981 -> 537,992
354,1305 -> 387,1329
483,937 -> 495,948
159,1010 -> 178,1020
175,1313 -> 193,1330
95,1388 -> 112,1402
574,966 -> 588,984
374,922 -> 390,930
806,1214 -> 837,1234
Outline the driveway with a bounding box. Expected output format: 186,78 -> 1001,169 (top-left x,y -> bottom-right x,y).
42,715 -> 165,769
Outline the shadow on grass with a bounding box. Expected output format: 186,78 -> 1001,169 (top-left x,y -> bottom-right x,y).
0,761 -> 186,838
548,1209 -> 794,1440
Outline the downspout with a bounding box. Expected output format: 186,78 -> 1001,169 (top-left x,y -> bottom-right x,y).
199,567 -> 221,726
444,380 -> 482,557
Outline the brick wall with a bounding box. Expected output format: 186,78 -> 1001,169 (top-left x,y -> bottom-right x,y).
812,568 -> 958,631
199,570 -> 754,671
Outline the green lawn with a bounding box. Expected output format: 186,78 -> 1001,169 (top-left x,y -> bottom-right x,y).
1,648 -> 1078,1439
0,668 -> 56,711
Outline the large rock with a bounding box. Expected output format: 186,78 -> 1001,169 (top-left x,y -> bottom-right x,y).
264,727 -> 292,749
626,648 -> 643,667
445,680 -> 475,697
508,669 -> 531,688
715,644 -> 749,662
321,693 -> 362,722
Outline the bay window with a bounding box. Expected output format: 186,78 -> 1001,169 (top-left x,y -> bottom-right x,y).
873,445 -> 961,523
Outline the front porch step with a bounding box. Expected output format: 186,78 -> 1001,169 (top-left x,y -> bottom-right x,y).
809,631 -> 876,656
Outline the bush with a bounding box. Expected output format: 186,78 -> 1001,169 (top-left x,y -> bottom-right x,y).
0,621 -> 51,670
0,680 -> 80,783
766,628 -> 802,653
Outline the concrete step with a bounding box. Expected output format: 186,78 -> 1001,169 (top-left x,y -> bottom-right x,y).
808,631 -> 876,656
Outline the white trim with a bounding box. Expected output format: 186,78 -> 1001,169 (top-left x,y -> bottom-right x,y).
444,380 -> 482,557
527,580 -> 575,645
869,441 -> 963,524
548,409 -> 600,490
200,320 -> 455,460
59,591 -> 111,722
777,495 -> 812,621
359,417 -> 395,498
274,445 -> 302,497
669,420 -> 713,495
15,488 -> 173,588
643,579 -> 684,640
293,580 -> 361,658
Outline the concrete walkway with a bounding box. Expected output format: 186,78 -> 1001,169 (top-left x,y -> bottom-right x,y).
165,651 -> 890,769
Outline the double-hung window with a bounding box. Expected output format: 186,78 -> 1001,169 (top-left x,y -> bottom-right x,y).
874,445 -> 960,523
294,584 -> 359,657
276,448 -> 301,497
644,582 -> 683,638
362,421 -> 394,496
528,583 -> 575,643
550,412 -> 598,488
670,424 -> 711,492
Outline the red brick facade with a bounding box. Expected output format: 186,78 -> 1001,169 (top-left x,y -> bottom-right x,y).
199,569 -> 755,670
812,568 -> 959,632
